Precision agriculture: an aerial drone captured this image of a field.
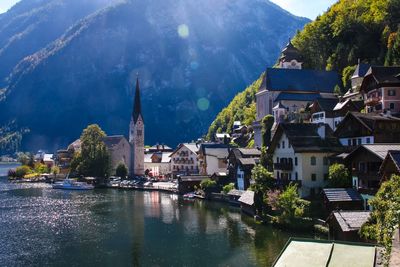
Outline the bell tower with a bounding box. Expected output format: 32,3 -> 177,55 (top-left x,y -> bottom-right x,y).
129,75 -> 145,176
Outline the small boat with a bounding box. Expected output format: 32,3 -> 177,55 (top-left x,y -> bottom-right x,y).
183,192 -> 196,199
52,179 -> 94,190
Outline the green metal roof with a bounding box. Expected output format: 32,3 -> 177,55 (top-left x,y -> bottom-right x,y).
273,238 -> 377,267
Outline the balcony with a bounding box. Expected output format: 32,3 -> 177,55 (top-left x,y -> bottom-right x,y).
274,162 -> 293,171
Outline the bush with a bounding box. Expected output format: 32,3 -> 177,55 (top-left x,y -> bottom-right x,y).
34,163 -> 49,174
200,179 -> 217,190
15,165 -> 32,178
7,169 -> 17,179
328,163 -> 351,188
115,162 -> 128,179
222,183 -> 235,194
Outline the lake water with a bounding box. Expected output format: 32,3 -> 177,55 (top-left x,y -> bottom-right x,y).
0,172 -> 311,267
0,163 -> 20,176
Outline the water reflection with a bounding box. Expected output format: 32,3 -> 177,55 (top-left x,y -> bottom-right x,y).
0,178 -> 305,266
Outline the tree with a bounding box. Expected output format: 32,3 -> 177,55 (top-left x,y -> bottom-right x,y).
72,124 -> 111,180
51,166 -> 60,179
276,184 -> 310,224
34,163 -> 48,174
251,164 -> 275,214
222,183 -> 235,194
17,152 -> 34,168
327,163 -> 351,188
342,65 -> 356,90
261,115 -> 274,148
115,162 -> 128,179
360,174 -> 400,265
15,165 -> 31,178
200,179 -> 218,195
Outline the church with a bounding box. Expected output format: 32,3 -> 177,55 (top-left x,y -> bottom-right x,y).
253,40 -> 341,147
129,76 -> 145,177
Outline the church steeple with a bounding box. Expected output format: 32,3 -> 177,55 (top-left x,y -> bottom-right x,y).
132,75 -> 143,123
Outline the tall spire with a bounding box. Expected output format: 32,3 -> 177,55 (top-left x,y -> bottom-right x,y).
132,74 -> 143,123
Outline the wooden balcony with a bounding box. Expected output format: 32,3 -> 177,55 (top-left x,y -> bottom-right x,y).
274,162 -> 293,171
364,97 -> 381,106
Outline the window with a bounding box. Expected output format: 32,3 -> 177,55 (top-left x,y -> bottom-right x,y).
388,89 -> 396,96
295,172 -> 298,180
358,138 -> 362,145
277,143 -> 280,149
295,157 -> 298,166
352,139 -> 357,146
366,137 -> 371,144
276,157 -> 279,163
277,172 -> 280,179
311,156 -> 316,166
289,173 -> 292,180
390,103 -> 395,110
347,139 -> 351,146
323,157 -> 328,166
311,174 -> 316,181
282,141 -> 285,149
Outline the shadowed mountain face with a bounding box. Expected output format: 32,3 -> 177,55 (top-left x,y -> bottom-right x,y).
0,0 -> 308,152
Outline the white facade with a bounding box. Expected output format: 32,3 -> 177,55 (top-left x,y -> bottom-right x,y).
311,111 -> 335,130
144,153 -> 171,177
170,144 -> 199,176
272,133 -> 332,198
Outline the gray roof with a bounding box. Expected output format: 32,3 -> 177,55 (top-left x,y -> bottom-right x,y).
238,190 -> 255,206
184,143 -> 200,154
351,63 -> 371,79
323,188 -> 362,202
238,157 -> 258,166
332,211 -> 371,232
204,147 -> 229,159
102,135 -> 127,148
263,68 -> 340,93
349,144 -> 400,160
228,189 -> 245,197
237,148 -> 261,157
179,175 -> 208,182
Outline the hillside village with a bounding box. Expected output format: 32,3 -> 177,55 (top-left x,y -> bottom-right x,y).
10,39 -> 398,266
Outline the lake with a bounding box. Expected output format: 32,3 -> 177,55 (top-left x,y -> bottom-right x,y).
0,173 -> 311,267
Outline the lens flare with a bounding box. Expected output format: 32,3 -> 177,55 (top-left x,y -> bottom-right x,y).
197,98 -> 210,111
177,24 -> 189,39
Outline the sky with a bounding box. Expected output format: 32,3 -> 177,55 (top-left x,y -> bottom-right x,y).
270,0 -> 337,19
1,0 -> 336,19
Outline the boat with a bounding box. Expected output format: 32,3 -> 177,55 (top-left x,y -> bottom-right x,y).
52,179 -> 94,190
183,192 -> 196,199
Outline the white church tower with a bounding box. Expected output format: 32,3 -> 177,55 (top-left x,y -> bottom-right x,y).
129,76 -> 145,176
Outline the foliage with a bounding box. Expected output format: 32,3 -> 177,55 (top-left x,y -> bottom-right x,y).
51,166 -> 60,176
385,26 -> 400,66
260,146 -> 273,171
276,184 -> 310,224
24,173 -> 39,179
360,174 -> 400,265
17,152 -> 34,167
261,115 -> 274,148
250,164 -> 275,214
71,124 -> 111,179
200,179 -> 218,194
246,139 -> 255,148
207,74 -> 264,140
342,65 -> 357,90
34,163 -> 48,174
15,165 -> 32,178
328,163 -> 351,188
265,189 -> 281,210
115,162 -> 128,179
0,120 -> 29,154
292,0 -> 400,72
222,183 -> 235,194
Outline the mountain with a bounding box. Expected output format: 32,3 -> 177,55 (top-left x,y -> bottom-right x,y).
0,0 -> 308,153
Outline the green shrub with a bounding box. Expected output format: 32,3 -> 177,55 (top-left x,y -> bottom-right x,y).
15,165 -> 32,178
222,183 -> 235,194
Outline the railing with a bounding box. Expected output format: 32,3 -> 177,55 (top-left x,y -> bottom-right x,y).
274,162 -> 293,171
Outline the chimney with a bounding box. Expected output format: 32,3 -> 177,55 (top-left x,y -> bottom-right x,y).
317,123 -> 326,139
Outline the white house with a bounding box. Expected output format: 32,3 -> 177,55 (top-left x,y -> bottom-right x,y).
198,143 -> 230,176
144,152 -> 172,177
268,123 -> 343,198
170,143 -> 200,177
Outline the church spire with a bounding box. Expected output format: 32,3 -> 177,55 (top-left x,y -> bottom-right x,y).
132,74 -> 143,123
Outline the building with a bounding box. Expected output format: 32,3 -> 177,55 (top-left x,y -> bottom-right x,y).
129,76 -> 145,176
379,150 -> 400,182
102,135 -> 131,174
177,175 -> 208,194
238,190 -> 255,216
344,144 -> 400,200
335,112 -> 400,147
170,143 -> 200,177
253,42 -> 340,147
227,148 -> 261,190
144,152 -> 171,177
331,99 -> 364,130
215,133 -> 230,144
198,143 -> 230,176
322,188 -> 364,212
360,66 -> 400,114
327,211 -> 371,242
310,98 -> 339,130
272,238 -> 378,267
146,144 -> 173,153
269,123 -> 343,198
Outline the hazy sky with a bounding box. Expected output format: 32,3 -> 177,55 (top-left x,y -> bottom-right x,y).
1,0 -> 336,19
270,0 -> 337,19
